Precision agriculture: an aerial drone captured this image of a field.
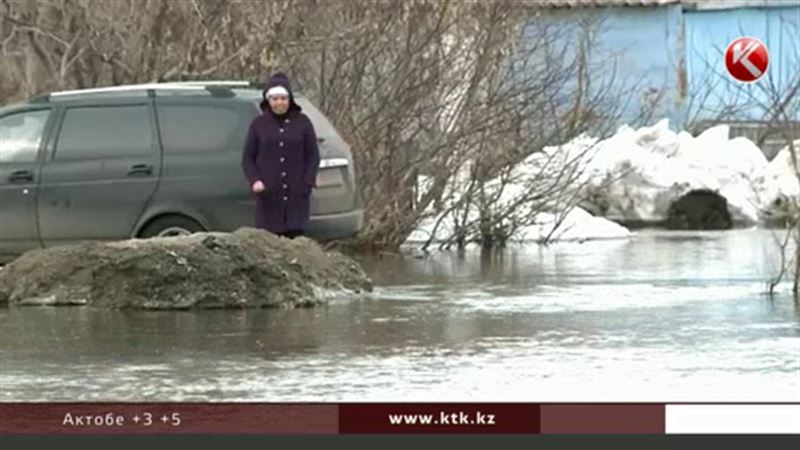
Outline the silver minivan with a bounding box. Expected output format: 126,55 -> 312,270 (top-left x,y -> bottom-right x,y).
0,81 -> 362,263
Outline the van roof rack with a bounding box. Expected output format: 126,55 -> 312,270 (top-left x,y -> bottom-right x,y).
38,80 -> 262,102
163,81 -> 257,87
49,83 -> 203,97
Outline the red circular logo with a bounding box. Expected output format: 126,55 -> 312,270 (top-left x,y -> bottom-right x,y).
725,37 -> 769,83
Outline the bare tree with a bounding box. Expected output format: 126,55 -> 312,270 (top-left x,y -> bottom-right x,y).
0,0 -> 647,253
416,11 -> 642,251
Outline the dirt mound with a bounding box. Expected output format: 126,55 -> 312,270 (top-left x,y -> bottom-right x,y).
0,228 -> 372,309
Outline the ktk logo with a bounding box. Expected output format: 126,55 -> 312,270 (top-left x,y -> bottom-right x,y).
725,36 -> 769,83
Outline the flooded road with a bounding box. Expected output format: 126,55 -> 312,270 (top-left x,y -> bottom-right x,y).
1,228 -> 798,402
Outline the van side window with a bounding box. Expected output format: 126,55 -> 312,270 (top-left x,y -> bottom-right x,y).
158,105 -> 244,153
55,105 -> 153,160
0,110 -> 50,163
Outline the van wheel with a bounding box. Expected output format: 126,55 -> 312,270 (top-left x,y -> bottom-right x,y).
139,215 -> 205,238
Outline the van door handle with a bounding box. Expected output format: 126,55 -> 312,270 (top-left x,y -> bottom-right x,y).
8,170 -> 34,183
127,164 -> 153,176
316,137 -> 325,143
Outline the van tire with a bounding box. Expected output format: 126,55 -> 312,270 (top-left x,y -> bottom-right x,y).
138,215 -> 205,238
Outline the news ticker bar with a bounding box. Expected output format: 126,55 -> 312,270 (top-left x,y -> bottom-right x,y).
0,403 -> 798,435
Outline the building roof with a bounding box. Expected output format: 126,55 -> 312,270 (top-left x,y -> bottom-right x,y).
530,0 -> 798,9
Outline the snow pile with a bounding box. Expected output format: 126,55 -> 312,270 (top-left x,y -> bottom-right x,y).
404,119 -> 798,247
580,120 -> 797,224
406,144 -> 630,246
760,145 -> 800,210
516,207 -> 632,243
404,205 -> 630,246
404,207 -> 462,245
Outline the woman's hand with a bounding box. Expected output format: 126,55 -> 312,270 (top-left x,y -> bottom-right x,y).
252,180 -> 265,193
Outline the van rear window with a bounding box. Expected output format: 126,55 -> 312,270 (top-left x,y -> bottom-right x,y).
294,98 -> 345,142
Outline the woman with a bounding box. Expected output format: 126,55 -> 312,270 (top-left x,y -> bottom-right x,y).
241,72 -> 320,239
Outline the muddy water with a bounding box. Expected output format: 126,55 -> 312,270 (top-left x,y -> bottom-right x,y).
1,228 -> 798,402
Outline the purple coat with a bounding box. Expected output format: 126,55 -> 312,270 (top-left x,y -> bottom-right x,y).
241,108 -> 320,233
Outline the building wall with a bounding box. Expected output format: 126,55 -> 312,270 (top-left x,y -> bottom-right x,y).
525,3 -> 799,131
528,5 -> 684,129
683,5 -> 800,124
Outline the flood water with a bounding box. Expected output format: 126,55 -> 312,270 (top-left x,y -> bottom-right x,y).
1,228 -> 798,402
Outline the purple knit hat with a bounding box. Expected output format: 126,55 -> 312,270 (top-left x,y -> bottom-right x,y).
260,72 -> 301,112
